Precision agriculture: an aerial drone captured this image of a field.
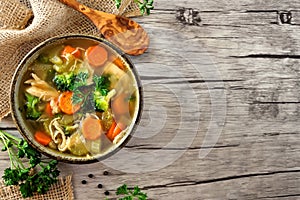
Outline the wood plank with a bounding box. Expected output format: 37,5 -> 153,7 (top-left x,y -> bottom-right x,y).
156,0 -> 300,11
1,0 -> 300,199
136,10 -> 300,57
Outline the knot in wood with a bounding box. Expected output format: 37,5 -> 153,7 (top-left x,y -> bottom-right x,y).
278,11 -> 292,24
79,6 -> 84,11
176,7 -> 201,26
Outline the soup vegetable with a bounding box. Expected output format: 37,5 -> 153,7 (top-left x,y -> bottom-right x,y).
22,40 -> 138,157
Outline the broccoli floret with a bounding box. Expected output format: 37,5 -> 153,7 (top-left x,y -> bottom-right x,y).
53,71 -> 89,92
53,72 -> 75,91
93,91 -> 109,112
24,93 -> 42,120
93,75 -> 111,112
93,75 -> 110,96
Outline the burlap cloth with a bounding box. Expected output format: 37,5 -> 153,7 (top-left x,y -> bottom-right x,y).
0,0 -> 141,199
0,0 -> 141,121
0,175 -> 73,200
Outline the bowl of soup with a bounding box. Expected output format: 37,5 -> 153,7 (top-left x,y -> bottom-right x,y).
10,35 -> 142,163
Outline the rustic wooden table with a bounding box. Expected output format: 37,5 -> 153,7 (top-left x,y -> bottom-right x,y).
1,0 -> 300,199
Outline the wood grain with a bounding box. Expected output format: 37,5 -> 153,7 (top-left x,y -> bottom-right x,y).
1,0 -> 300,199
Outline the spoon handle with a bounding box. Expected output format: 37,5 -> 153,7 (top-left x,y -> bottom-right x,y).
58,0 -> 109,30
58,0 -> 86,11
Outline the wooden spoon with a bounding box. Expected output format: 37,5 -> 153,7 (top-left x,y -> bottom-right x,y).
59,0 -> 149,55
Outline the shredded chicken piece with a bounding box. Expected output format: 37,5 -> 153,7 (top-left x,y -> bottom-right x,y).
54,131 -> 70,152
49,118 -> 69,152
69,59 -> 78,72
25,73 -> 59,101
50,98 -> 60,114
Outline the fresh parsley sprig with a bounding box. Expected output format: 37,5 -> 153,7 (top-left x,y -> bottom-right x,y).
71,72 -> 89,105
134,0 -> 154,15
71,72 -> 89,90
115,0 -> 122,10
115,0 -> 154,15
0,130 -> 60,198
115,184 -> 148,200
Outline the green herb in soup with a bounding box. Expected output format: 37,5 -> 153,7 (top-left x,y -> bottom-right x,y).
22,41 -> 138,157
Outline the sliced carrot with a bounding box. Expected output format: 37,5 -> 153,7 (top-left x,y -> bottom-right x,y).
106,120 -> 117,141
58,91 -> 81,115
34,131 -> 52,146
113,56 -> 126,70
81,116 -> 103,140
61,45 -> 81,59
45,102 -> 53,117
106,121 -> 125,142
86,45 -> 108,67
111,124 -> 123,139
112,93 -> 129,118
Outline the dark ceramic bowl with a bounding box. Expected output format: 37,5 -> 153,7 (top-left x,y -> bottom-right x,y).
10,35 -> 142,163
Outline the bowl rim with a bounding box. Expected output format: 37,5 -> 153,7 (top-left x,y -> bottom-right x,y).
10,34 -> 143,164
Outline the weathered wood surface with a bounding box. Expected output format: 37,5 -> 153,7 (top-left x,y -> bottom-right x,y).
1,0 -> 300,199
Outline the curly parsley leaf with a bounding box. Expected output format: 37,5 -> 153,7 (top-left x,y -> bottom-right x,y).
115,0 -> 122,9
19,181 -> 33,198
134,0 -> 154,15
70,72 -> 89,106
117,184 -> 129,195
72,72 -> 89,90
116,184 -> 148,200
0,130 -> 60,198
115,0 -> 154,15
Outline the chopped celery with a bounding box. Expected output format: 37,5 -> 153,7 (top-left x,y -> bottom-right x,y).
68,132 -> 89,156
49,55 -> 63,65
53,64 -> 68,73
89,140 -> 101,154
43,120 -> 51,135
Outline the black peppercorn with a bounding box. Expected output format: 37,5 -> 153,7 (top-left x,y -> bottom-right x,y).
81,180 -> 87,184
104,190 -> 110,195
88,174 -> 94,178
103,171 -> 109,175
97,183 -> 103,188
